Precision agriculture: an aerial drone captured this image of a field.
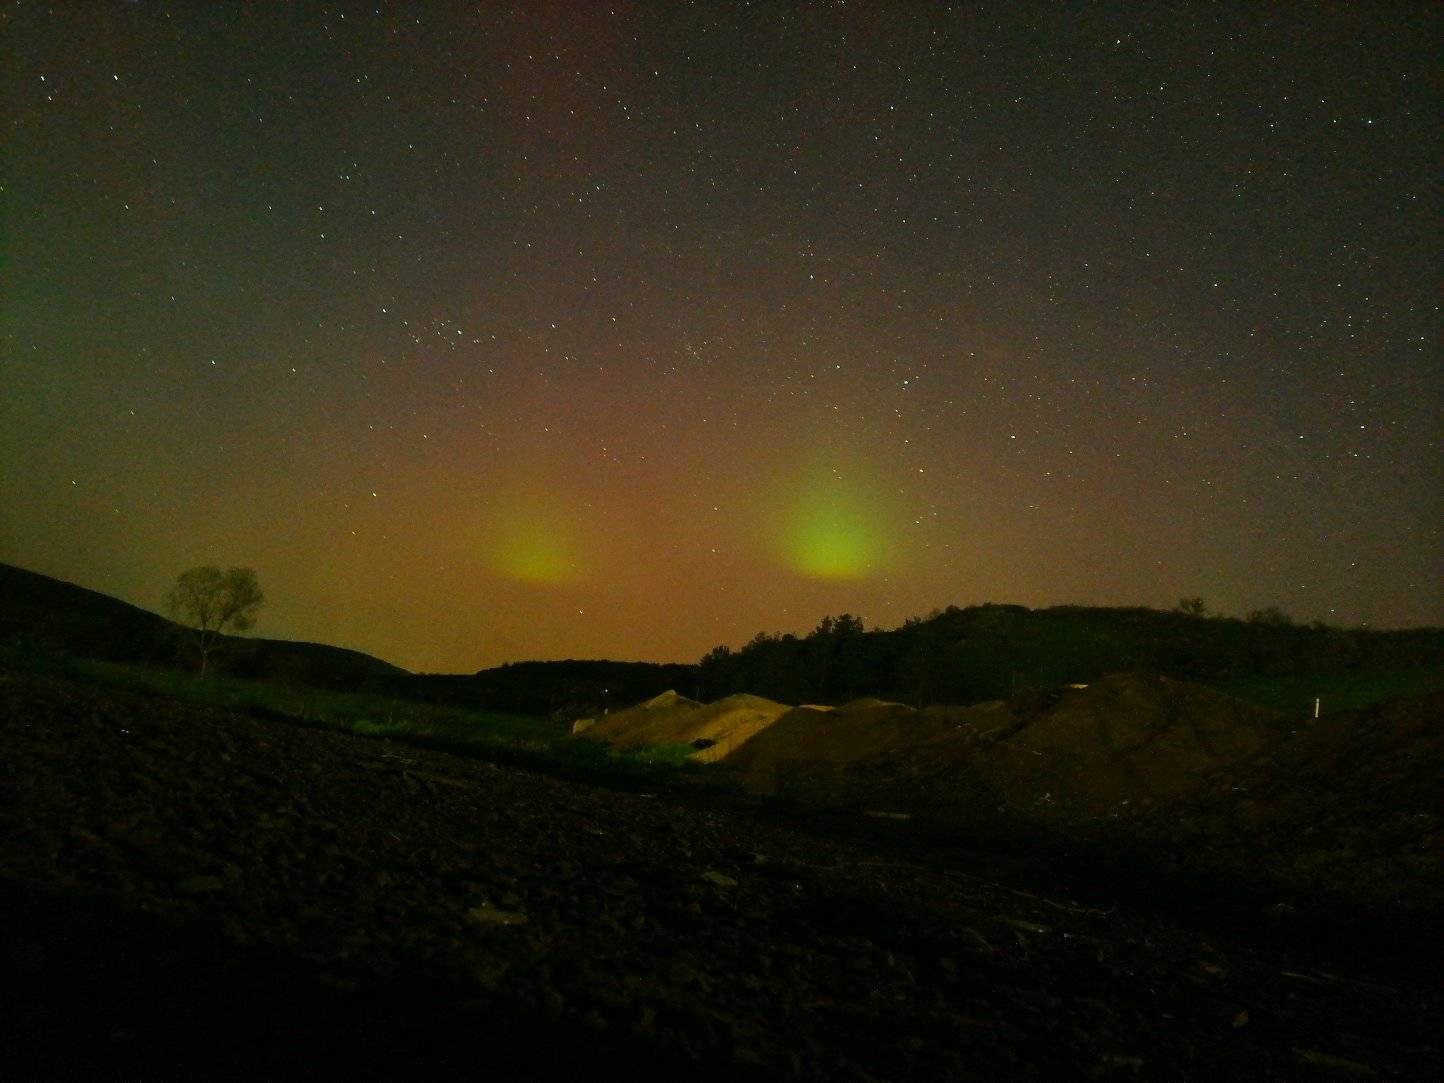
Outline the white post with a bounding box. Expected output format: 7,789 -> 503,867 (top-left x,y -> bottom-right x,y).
1313,697 -> 1321,719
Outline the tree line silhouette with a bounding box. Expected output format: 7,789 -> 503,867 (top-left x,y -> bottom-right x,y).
696,604 -> 1444,707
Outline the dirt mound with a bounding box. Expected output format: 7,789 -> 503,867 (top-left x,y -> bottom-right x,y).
576,690 -> 789,762
956,673 -> 1284,820
723,674 -> 1285,815
837,697 -> 905,711
725,699 -> 963,800
1121,689 -> 1444,914
573,689 -> 701,738
718,672 -> 1444,917
574,674 -> 1444,915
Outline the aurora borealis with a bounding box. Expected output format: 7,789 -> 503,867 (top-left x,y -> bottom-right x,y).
3,4 -> 1440,673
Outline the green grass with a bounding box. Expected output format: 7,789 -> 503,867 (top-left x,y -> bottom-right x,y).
1214,667 -> 1444,716
44,656 -> 703,785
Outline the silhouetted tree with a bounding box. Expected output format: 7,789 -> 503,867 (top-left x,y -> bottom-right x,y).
700,645 -> 732,667
757,634 -> 811,703
698,644 -> 738,699
166,565 -> 263,675
802,614 -> 865,701
1176,597 -> 1208,617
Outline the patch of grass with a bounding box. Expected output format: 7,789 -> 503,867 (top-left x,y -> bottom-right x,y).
1214,667 -> 1444,716
42,656 -> 701,786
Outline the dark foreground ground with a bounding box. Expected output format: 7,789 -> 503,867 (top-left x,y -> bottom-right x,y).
2,666 -> 1438,1080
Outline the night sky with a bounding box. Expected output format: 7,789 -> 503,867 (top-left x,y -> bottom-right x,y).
4,3 -> 1440,674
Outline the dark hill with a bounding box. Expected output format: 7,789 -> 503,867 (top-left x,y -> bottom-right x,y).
1,563 -> 691,713
0,562 -> 406,688
388,659 -> 699,719
222,635 -> 409,688
0,562 -> 177,667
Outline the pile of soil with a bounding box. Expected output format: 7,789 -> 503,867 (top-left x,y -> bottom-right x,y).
690,674 -> 1444,919
577,691 -> 791,764
723,698 -> 974,800
1121,689 -> 1444,918
945,675 -> 1280,818
718,676 -> 1281,811
3,665 -> 1439,1080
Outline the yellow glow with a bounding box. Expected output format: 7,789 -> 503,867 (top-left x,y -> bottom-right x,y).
773,451 -> 893,579
785,489 -> 878,578
488,502 -> 583,583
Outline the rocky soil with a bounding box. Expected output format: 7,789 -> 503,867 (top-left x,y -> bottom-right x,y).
2,665 -> 1439,1080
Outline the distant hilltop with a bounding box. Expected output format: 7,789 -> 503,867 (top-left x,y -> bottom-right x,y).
0,562 -> 693,715
0,562 -> 406,688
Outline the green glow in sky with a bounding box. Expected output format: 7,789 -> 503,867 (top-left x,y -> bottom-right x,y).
489,504 -> 582,583
781,481 -> 882,579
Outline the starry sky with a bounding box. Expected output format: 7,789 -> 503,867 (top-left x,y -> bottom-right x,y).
3,3 -> 1440,674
